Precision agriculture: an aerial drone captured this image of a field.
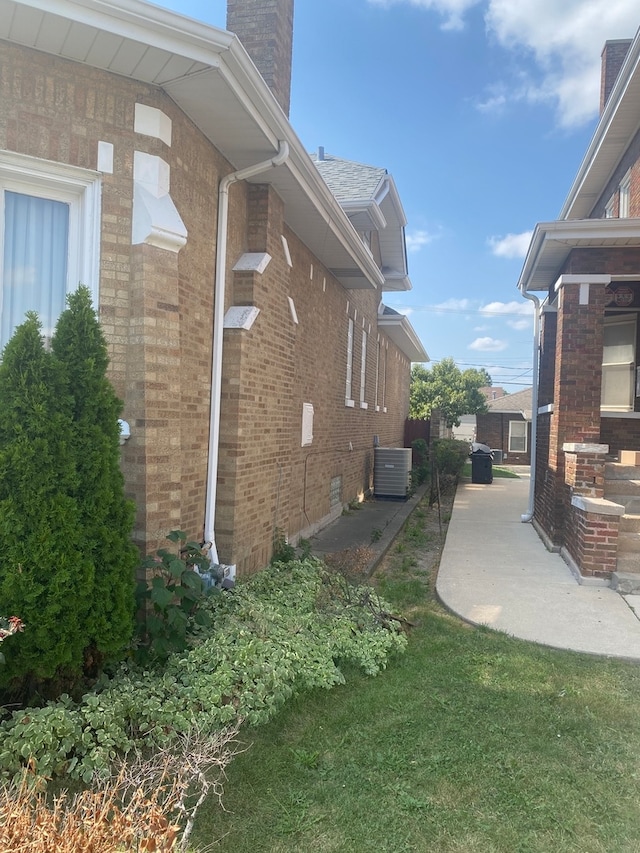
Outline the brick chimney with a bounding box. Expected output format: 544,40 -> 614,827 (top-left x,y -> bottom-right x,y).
600,39 -> 632,114
227,0 -> 295,117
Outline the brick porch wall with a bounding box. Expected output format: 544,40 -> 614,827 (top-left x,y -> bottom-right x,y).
563,501 -> 621,579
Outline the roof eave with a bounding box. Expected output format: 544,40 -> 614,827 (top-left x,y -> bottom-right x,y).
518,218 -> 640,293
1,0 -> 384,291
561,26 -> 640,220
378,312 -> 428,362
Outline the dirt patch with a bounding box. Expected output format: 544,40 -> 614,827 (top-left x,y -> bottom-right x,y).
370,481 -> 457,613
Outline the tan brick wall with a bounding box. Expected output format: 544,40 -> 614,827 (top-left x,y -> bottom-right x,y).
0,42 -> 229,553
219,186 -> 412,574
0,42 -> 413,574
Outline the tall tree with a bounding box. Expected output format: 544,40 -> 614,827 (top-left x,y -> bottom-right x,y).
51,286 -> 137,668
0,314 -> 93,687
410,358 -> 489,427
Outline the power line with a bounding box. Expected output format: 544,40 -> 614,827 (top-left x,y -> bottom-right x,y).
390,304 -> 533,318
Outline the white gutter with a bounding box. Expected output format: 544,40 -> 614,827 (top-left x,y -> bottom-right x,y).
520,291 -> 541,522
204,140 -> 290,565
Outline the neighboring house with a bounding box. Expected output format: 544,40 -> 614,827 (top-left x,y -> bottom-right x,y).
452,414 -> 476,444
480,386 -> 506,402
517,32 -> 640,584
0,0 -> 427,575
475,388 -> 532,465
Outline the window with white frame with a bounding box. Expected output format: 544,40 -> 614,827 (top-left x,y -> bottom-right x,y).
381,341 -> 387,411
604,196 -> 615,218
601,313 -> 636,412
619,172 -> 631,218
0,151 -> 101,351
374,337 -> 380,410
345,317 -> 354,406
508,420 -> 527,453
360,329 -> 368,408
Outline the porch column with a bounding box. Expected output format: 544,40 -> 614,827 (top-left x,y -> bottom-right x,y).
545,275 -> 611,546
562,442 -> 623,580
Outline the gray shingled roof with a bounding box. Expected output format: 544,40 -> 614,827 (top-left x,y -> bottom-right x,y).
310,152 -> 387,201
486,387 -> 533,419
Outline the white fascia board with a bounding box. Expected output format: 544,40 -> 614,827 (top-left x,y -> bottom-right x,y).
379,312 -> 428,362
382,271 -> 412,292
341,199 -> 387,231
380,176 -> 408,228
13,0 -> 385,290
517,218 -> 640,293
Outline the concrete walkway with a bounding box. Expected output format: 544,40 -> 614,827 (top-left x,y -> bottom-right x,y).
436,472 -> 640,661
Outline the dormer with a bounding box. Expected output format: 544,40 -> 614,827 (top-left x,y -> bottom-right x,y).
311,148 -> 411,292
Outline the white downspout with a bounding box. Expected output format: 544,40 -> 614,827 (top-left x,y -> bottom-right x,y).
520,290 -> 541,523
204,140 -> 290,564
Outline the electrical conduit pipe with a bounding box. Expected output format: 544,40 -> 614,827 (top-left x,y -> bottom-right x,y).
520,290 -> 541,522
204,140 -> 290,564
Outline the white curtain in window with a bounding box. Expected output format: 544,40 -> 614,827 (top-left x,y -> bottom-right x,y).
2,191 -> 69,349
602,314 -> 636,411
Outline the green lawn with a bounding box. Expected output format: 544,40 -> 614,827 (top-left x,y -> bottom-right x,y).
191,492 -> 640,853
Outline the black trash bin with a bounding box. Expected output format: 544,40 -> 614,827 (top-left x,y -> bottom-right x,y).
470,442 -> 493,484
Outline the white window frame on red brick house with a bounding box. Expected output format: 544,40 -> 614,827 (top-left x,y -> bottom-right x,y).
360,328 -> 368,409
601,313 -> 636,412
375,336 -> 380,411
619,170 -> 631,217
604,195 -> 615,218
381,340 -> 387,412
0,150 -> 101,351
345,316 -> 355,407
508,420 -> 527,453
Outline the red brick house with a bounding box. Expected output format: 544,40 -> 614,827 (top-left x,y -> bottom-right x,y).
475,388 -> 532,465
0,0 -> 427,575
518,32 -> 640,588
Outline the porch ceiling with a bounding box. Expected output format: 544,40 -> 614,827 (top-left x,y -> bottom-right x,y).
0,0 -> 384,290
518,218 -> 640,293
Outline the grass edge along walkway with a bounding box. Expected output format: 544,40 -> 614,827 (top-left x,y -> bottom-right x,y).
192,485 -> 640,853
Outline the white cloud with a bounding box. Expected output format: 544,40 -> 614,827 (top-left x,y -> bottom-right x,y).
479,300 -> 533,316
405,229 -> 437,252
488,231 -> 533,259
369,0 -> 640,128
479,300 -> 533,330
476,91 -> 507,115
367,0 -> 481,30
468,336 -> 508,352
433,298 -> 473,311
485,0 -> 639,128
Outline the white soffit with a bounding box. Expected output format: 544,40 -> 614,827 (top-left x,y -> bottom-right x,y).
0,0 -> 384,291
518,218 -> 640,293
379,313 -> 428,362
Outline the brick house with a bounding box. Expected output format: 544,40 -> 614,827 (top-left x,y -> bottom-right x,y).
475,388 -> 532,465
0,0 -> 427,575
517,32 -> 640,586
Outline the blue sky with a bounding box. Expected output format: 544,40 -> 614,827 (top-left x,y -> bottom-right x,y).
156,0 -> 640,392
